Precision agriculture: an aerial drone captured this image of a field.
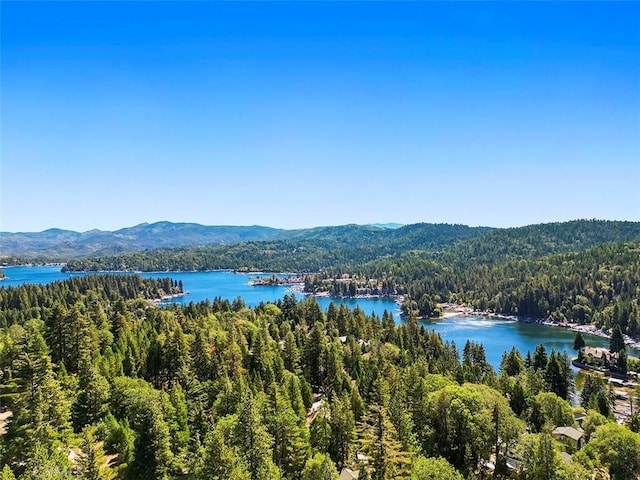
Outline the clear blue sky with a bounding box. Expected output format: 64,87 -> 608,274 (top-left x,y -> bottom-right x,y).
2,1 -> 639,232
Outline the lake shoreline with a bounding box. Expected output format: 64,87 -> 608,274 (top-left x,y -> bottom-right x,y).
286,282 -> 405,305
437,303 -> 640,352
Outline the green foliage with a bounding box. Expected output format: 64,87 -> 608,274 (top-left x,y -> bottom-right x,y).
18,441 -> 73,480
589,422 -> 640,480
0,465 -> 15,480
301,453 -> 339,480
62,223 -> 492,273
532,392 -> 574,429
76,427 -> 116,480
2,261 -> 640,480
199,425 -> 245,480
517,433 -> 561,480
410,456 -> 463,480
572,332 -> 585,350
234,394 -> 277,480
357,403 -> 412,480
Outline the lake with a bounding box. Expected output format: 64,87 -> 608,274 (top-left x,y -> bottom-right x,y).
1,265 -> 631,370
0,265 -> 402,319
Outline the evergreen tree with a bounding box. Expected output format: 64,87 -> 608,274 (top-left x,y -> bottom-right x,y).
573,331 -> 586,350
76,428 -> 115,480
200,426 -> 239,480
0,466 -> 16,480
617,348 -> 628,375
301,453 -> 339,480
532,344 -> 548,371
267,384 -> 309,477
500,346 -> 524,376
610,325 -> 626,354
357,403 -> 411,480
545,351 -> 570,400
328,394 -> 355,468
518,433 -> 560,480
73,356 -> 110,430
235,394 -> 276,480
310,404 -> 332,453
4,322 -> 72,463
305,323 -> 328,388
18,441 -> 72,480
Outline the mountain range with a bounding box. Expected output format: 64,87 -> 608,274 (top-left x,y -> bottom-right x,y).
3,220 -> 640,265
0,222 -> 287,259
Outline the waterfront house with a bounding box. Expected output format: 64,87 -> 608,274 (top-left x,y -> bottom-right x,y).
581,347 -> 611,367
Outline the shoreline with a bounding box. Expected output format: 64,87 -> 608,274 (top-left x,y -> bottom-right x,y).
436,303 -> 640,352
286,283 -> 404,304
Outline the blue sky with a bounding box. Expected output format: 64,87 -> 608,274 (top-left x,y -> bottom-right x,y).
2,1 -> 639,232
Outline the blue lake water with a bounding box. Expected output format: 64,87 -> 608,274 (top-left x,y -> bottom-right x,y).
2,265 -> 632,370
0,265 -> 402,319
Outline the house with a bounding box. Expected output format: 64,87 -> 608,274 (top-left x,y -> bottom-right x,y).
552,426 -> 584,450
339,467 -> 360,480
581,347 -> 611,367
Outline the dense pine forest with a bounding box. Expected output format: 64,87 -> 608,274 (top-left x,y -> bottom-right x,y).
0,274 -> 639,479
2,220 -> 640,479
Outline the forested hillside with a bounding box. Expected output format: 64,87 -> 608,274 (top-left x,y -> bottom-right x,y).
1,274 -> 638,479
438,219 -> 640,266
62,220 -> 640,273
61,223 -> 492,272
332,241 -> 640,333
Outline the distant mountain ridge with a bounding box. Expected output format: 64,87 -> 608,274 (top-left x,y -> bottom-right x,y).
0,222 -> 287,258
3,220 -> 640,266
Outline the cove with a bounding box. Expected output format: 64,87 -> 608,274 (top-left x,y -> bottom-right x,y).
419,315 -> 621,371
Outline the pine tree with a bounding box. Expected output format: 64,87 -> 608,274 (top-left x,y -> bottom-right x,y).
532,344 -> 548,371
73,356 -> 110,430
200,426 -> 238,480
235,394 -> 276,480
283,330 -> 301,374
310,404 -> 332,453
357,403 -> 411,480
267,384 -> 309,477
18,441 -> 72,480
328,394 -> 355,468
305,323 -> 328,388
301,453 -> 339,480
610,325 -> 626,354
76,428 -> 115,480
5,321 -> 72,463
573,331 -> 586,350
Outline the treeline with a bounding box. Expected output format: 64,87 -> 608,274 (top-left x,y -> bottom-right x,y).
437,219 -> 640,266
1,275 -> 639,479
62,220 -> 640,273
61,223 -> 491,273
0,274 -> 181,328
